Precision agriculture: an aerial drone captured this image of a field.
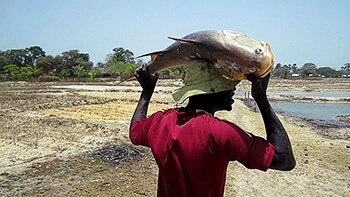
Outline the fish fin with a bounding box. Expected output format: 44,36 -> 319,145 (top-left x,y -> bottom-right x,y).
168,37 -> 198,45
136,51 -> 164,62
117,74 -> 136,85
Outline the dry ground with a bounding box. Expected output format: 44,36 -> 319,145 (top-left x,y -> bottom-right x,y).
0,78 -> 349,196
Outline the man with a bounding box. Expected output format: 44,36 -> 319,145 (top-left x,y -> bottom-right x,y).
130,60 -> 295,197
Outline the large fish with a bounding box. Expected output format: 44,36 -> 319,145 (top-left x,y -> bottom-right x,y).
134,30 -> 274,81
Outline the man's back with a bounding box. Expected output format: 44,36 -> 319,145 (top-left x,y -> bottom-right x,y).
131,108 -> 274,197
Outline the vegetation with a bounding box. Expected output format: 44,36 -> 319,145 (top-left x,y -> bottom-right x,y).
0,45 -> 349,81
273,62 -> 349,79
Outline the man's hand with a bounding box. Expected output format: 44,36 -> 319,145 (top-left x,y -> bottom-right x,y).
135,64 -> 159,96
245,73 -> 270,100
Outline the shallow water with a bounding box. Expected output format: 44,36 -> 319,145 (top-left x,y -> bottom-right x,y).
268,90 -> 350,98
270,101 -> 350,122
235,90 -> 350,98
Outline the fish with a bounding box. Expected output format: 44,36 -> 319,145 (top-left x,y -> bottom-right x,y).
128,30 -> 274,81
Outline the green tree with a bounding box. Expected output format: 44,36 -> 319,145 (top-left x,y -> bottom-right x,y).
274,63 -> 282,70
58,50 -> 93,77
3,64 -> 34,79
26,65 -> 42,77
273,65 -> 290,79
0,46 -> 46,70
291,63 -> 298,73
3,49 -> 28,67
56,68 -> 70,78
88,68 -> 101,79
19,66 -> 34,79
3,64 -> 21,79
0,54 -> 11,73
72,65 -> 87,77
341,63 -> 350,74
301,63 -> 317,77
109,47 -> 135,63
103,47 -> 138,78
316,67 -> 341,78
36,55 -> 59,74
26,46 -> 46,65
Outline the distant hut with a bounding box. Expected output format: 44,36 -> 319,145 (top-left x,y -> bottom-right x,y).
291,73 -> 300,78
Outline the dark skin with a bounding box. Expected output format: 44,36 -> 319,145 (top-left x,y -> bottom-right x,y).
130,64 -> 296,171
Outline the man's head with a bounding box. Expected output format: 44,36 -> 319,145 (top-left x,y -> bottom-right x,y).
187,87 -> 236,113
172,60 -> 240,113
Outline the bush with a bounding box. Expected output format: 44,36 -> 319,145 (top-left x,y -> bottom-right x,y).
88,68 -> 101,79
3,64 -> 33,80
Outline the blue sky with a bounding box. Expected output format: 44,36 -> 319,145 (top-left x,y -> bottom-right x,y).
0,0 -> 349,69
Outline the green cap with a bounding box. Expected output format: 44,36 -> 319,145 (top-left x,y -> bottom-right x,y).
172,60 -> 240,103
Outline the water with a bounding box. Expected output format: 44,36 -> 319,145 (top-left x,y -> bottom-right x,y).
268,90 -> 350,98
235,90 -> 350,98
270,101 -> 350,121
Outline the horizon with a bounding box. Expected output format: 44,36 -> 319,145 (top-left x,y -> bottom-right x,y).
0,0 -> 349,69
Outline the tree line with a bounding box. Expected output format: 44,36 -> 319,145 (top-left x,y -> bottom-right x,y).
273,62 -> 350,79
0,45 -> 349,81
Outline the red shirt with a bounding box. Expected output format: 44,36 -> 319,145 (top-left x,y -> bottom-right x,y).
130,108 -> 275,197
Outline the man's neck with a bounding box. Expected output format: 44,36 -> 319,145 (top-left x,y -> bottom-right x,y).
185,103 -> 215,116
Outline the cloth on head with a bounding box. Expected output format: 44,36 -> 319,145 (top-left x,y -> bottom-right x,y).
172,60 -> 240,103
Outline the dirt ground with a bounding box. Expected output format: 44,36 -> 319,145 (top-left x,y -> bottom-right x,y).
0,78 -> 349,196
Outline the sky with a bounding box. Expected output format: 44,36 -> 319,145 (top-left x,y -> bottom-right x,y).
0,0 -> 349,69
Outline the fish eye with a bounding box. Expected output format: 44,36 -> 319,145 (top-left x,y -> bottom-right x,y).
255,48 -> 263,54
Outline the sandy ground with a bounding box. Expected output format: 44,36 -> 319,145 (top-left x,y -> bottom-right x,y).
0,78 -> 349,196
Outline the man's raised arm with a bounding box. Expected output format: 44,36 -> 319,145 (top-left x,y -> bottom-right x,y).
130,65 -> 159,127
246,74 -> 296,171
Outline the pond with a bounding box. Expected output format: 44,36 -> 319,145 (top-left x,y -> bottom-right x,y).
268,90 -> 350,98
235,90 -> 350,98
270,101 -> 350,122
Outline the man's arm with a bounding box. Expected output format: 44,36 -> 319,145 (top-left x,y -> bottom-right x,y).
246,74 -> 296,171
130,65 -> 159,127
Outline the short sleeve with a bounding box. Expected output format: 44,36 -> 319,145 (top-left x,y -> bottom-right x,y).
210,118 -> 275,171
130,111 -> 164,147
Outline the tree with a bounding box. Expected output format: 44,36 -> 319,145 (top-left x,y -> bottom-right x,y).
26,46 -> 46,65
88,68 -> 101,79
2,49 -> 28,67
72,65 -> 87,78
3,64 -> 33,79
0,47 -> 46,67
341,63 -> 350,74
59,50 -> 93,77
103,47 -> 138,78
291,63 -> 298,73
26,65 -> 42,77
107,47 -> 135,63
300,63 -> 317,77
3,64 -> 21,79
316,67 -> 341,78
274,63 -> 282,70
273,65 -> 290,79
36,55 -> 59,74
0,54 -> 10,73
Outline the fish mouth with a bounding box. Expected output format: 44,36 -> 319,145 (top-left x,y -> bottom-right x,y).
257,66 -> 273,78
